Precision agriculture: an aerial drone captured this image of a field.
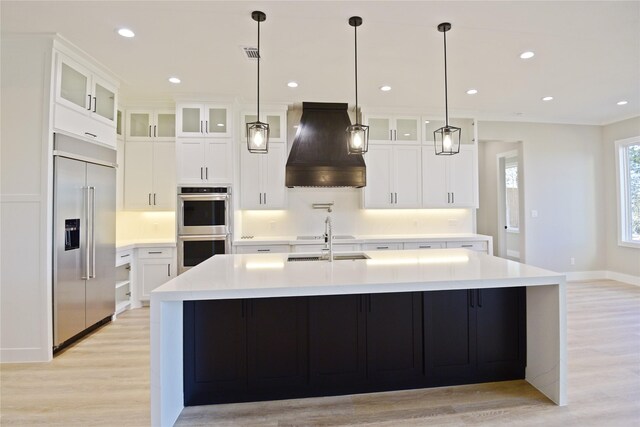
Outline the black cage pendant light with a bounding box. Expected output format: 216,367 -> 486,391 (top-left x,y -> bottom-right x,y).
434,22 -> 461,156
247,11 -> 269,153
346,16 -> 369,155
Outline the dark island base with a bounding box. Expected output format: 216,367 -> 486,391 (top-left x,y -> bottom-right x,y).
184,288 -> 526,406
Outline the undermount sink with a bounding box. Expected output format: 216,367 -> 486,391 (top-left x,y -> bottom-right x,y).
287,253 -> 370,262
296,235 -> 356,240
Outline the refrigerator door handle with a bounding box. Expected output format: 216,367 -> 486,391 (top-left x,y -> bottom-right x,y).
82,186 -> 90,279
90,186 -> 96,279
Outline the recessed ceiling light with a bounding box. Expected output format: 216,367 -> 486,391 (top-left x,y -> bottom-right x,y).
520,51 -> 535,59
424,120 -> 430,124
287,81 -> 298,88
466,89 -> 478,95
542,96 -> 554,101
380,85 -> 391,92
617,100 -> 628,106
118,28 -> 135,38
168,77 -> 181,84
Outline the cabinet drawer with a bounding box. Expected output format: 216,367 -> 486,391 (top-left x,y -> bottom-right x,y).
291,243 -> 361,253
54,103 -> 116,148
403,242 -> 445,250
235,245 -> 290,254
362,243 -> 402,251
137,247 -> 173,259
446,241 -> 488,252
116,249 -> 133,266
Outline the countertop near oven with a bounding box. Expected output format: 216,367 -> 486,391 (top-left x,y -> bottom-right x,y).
116,239 -> 176,251
233,233 -> 492,246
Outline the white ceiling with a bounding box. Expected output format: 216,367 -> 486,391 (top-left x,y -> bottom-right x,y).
2,1 -> 639,125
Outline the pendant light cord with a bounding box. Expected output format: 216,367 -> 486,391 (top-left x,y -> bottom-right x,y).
257,19 -> 261,119
354,24 -> 359,124
443,29 -> 449,127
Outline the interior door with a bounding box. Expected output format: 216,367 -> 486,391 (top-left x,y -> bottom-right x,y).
53,156 -> 88,346
85,163 -> 116,326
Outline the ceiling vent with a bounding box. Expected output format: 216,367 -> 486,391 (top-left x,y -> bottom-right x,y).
242,46 -> 260,60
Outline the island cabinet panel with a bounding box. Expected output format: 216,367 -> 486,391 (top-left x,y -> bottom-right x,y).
423,287 -> 526,386
247,297 -> 309,391
308,295 -> 366,388
366,293 -> 424,384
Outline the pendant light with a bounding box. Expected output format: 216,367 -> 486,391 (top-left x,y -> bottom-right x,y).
346,16 -> 369,155
247,11 -> 269,153
434,22 -> 461,156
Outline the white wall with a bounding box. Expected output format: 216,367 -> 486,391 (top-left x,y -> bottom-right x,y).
478,121 -> 605,273
602,116 -> 640,277
240,188 -> 475,237
1,35 -> 54,362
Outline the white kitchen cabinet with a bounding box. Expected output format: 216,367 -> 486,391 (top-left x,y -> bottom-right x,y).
240,142 -> 287,209
240,111 -> 287,143
177,103 -> 231,138
403,242 -> 446,250
362,242 -> 403,251
234,244 -> 290,254
126,109 -> 175,142
115,249 -> 133,315
364,114 -> 421,144
422,145 -> 477,208
446,240 -> 488,252
135,247 -> 175,302
176,138 -> 232,184
364,144 -> 422,208
53,53 -> 118,147
290,243 -> 361,253
124,141 -> 176,210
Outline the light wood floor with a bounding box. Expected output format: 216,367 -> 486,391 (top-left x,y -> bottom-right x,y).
1,280 -> 639,426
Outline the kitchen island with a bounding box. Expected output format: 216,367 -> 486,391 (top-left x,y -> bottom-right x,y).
151,249 -> 566,426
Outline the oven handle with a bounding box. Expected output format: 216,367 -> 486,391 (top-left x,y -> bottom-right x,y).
178,234 -> 230,242
178,194 -> 229,201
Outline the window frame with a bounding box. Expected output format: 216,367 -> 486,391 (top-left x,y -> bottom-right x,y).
615,135 -> 640,248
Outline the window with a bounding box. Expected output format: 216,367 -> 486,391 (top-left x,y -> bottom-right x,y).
616,136 -> 640,247
505,162 -> 519,231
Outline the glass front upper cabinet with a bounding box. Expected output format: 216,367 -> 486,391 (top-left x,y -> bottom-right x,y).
177,104 -> 231,138
364,115 -> 420,144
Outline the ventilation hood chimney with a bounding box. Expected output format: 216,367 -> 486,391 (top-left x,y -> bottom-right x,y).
285,102 -> 366,188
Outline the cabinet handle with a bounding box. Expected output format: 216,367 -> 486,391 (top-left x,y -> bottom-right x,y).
257,249 -> 271,252
148,193 -> 151,205
259,193 -> 262,204
395,192 -> 398,204
377,246 -> 389,250
452,193 -> 455,204
148,125 -> 152,137
205,120 -> 209,133
447,192 -> 451,203
154,125 -> 157,137
469,290 -> 475,308
125,292 -> 131,297
200,167 -> 203,180
478,290 -> 483,308
168,264 -> 171,276
263,192 -> 267,204
462,244 -> 473,248
120,254 -> 130,258
148,251 -> 162,254
390,193 -> 393,204
87,95 -> 92,110
394,129 -> 397,140
205,167 -> 208,180
419,245 -> 432,249
200,120 -> 203,133
390,130 -> 392,141
153,193 -> 156,205
93,97 -> 97,113
84,132 -> 97,138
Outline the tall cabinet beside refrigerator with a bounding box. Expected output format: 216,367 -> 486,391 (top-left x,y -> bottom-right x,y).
53,133 -> 116,351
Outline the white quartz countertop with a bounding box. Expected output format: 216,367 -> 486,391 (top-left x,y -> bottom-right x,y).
233,233 -> 492,246
151,248 -> 564,302
116,239 -> 176,251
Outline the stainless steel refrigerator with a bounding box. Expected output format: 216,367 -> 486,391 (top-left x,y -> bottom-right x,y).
53,133 -> 116,350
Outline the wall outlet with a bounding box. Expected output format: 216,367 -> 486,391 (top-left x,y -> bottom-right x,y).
531,210 -> 538,218
269,221 -> 275,230
448,219 -> 458,227
570,257 -> 575,266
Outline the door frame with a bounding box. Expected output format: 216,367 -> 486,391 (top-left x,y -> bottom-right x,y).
496,146 -> 525,262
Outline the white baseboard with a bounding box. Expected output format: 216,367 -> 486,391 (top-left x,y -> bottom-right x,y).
564,270 -> 640,286
0,347 -> 51,363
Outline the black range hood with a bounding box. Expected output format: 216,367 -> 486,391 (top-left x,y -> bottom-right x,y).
285,102 -> 366,188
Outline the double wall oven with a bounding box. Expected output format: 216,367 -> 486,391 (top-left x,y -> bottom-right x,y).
177,186 -> 231,274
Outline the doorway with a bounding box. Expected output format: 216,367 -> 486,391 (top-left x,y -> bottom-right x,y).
497,150 -> 522,261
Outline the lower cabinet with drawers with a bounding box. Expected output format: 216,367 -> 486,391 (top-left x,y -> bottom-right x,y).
135,247 -> 176,302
